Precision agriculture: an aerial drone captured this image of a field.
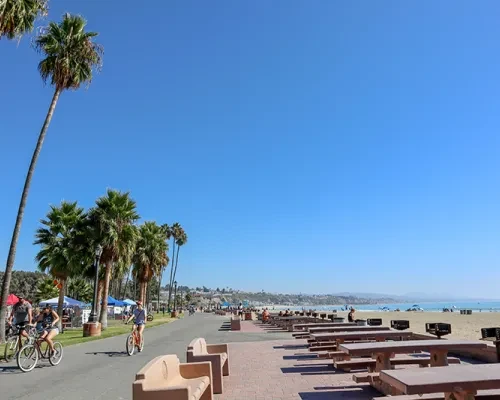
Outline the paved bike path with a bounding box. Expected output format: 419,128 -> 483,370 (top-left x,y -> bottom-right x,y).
1,313 -> 290,400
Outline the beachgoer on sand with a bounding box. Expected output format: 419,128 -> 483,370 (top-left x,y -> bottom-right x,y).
348,308 -> 355,323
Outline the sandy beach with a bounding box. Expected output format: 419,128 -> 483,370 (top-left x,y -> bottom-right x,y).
335,310 -> 499,341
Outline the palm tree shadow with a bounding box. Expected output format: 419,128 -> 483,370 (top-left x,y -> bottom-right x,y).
85,351 -> 129,357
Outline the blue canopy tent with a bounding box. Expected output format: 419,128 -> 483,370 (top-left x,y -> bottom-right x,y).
39,296 -> 83,307
107,296 -> 126,306
122,299 -> 136,306
222,301 -> 230,307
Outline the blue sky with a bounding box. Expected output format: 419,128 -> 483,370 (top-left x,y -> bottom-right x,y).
2,1 -> 500,298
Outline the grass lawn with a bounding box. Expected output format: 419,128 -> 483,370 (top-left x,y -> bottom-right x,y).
1,313 -> 177,359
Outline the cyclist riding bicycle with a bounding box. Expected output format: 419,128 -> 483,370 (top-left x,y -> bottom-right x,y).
35,304 -> 60,354
8,294 -> 33,345
126,300 -> 146,352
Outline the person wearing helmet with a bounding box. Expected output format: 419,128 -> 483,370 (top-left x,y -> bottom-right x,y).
126,301 -> 146,351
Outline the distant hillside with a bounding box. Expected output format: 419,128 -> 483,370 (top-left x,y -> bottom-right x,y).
226,291 -> 397,306
177,286 -> 398,306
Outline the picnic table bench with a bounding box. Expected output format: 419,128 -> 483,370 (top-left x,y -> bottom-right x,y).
308,325 -> 391,335
335,355 -> 460,372
379,363 -> 500,399
340,340 -> 487,396
292,321 -> 356,332
311,329 -> 411,344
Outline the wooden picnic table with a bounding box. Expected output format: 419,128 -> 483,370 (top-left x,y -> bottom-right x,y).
308,325 -> 391,334
311,329 -> 410,343
272,315 -> 312,320
380,363 -> 500,399
293,322 -> 356,330
339,339 -> 486,371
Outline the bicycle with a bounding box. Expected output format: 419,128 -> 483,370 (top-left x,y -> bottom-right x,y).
147,313 -> 153,322
126,324 -> 144,356
16,329 -> 63,372
4,324 -> 36,362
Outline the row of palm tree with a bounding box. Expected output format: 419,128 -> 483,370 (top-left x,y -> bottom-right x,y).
30,190 -> 187,330
1,1 -> 104,342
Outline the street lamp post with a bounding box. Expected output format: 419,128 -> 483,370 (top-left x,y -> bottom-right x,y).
173,281 -> 178,312
88,245 -> 103,323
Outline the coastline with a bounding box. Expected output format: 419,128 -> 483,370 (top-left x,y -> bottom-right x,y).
260,300 -> 500,313
258,304 -> 499,341
345,310 -> 499,341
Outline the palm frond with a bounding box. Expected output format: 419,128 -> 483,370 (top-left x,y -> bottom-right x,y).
33,13 -> 103,90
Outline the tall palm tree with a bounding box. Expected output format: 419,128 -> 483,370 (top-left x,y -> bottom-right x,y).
68,277 -> 93,303
157,224 -> 171,309
88,189 -> 139,329
171,229 -> 187,292
0,13 -> 103,342
0,0 -> 48,40
167,223 -> 182,309
133,222 -> 169,304
34,201 -> 87,330
35,277 -> 59,303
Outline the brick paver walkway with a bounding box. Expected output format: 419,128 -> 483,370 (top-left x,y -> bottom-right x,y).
216,339 -> 379,400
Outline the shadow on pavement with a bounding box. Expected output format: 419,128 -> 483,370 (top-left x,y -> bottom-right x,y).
0,365 -> 23,374
283,353 -> 318,361
281,364 -> 346,375
0,364 -> 51,374
299,385 -> 378,399
85,351 -> 129,357
218,322 -> 231,332
273,344 -> 308,350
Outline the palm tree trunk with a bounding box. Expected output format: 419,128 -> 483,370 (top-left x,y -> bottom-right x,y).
122,268 -> 131,299
99,260 -> 113,329
167,241 -> 176,310
0,88 -> 61,343
117,276 -> 123,300
56,278 -> 66,331
96,280 -> 103,320
139,281 -> 147,304
157,268 -> 163,312
172,245 -> 181,289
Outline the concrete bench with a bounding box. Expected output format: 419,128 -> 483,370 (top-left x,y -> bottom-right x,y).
230,317 -> 241,331
353,372 -> 380,383
133,354 -> 212,400
335,356 -> 460,372
187,338 -> 229,394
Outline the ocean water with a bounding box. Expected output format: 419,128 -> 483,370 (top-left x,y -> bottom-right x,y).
270,301 -> 500,312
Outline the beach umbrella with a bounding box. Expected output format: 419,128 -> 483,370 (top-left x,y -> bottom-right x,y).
6,294 -> 19,305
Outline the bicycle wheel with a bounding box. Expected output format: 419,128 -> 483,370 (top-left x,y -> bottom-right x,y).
17,344 -> 38,372
126,334 -> 135,356
49,342 -> 63,366
4,336 -> 18,362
